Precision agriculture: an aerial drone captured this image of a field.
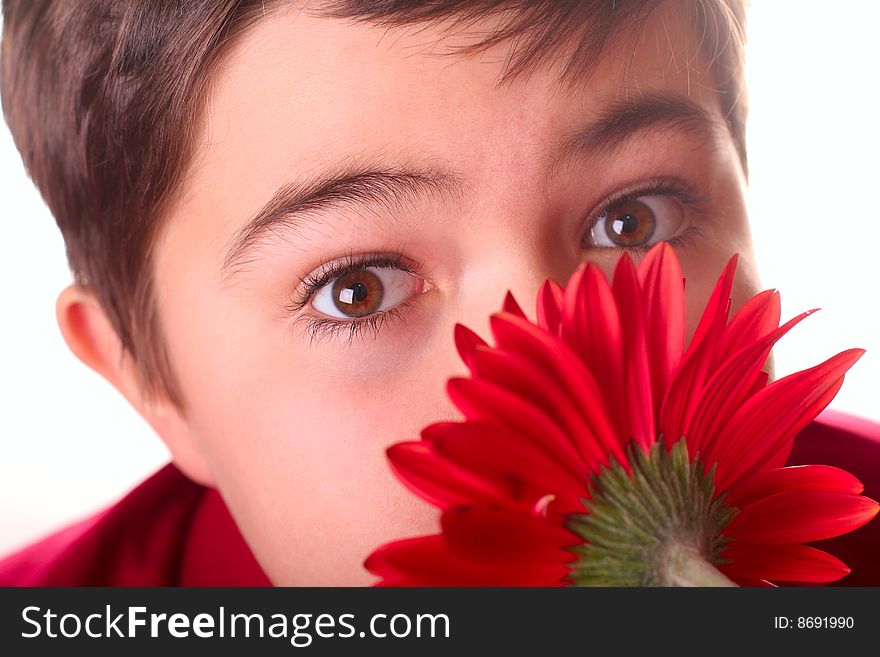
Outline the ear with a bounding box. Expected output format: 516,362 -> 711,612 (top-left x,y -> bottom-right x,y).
55,283 -> 215,487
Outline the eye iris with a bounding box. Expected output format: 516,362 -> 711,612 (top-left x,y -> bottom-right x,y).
604,199 -> 656,246
332,269 -> 384,317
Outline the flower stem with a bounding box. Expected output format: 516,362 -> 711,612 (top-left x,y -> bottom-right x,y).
662,541 -> 738,587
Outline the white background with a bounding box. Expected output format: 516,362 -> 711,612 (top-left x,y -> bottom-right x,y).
1,1 -> 878,555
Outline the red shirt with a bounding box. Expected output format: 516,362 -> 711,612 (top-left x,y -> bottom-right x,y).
1,410 -> 878,586
0,464 -> 270,586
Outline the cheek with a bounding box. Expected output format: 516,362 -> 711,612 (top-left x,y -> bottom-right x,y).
164,291 -> 457,584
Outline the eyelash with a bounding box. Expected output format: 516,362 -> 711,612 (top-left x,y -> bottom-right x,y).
286,248 -> 423,345
288,178 -> 707,344
585,177 -> 708,256
294,304 -> 413,346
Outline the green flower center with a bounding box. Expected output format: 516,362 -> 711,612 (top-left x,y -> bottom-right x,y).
564,438 -> 738,587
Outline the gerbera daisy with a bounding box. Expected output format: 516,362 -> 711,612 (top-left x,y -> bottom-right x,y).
365,244 -> 879,586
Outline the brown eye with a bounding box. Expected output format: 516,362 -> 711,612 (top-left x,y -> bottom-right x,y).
311,266 -> 427,319
589,195 -> 685,249
330,269 -> 384,317
602,200 -> 656,246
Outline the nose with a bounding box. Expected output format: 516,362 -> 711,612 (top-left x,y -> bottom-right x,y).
449,230 -> 584,345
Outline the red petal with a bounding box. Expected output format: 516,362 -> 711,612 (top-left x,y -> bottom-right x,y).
446,375 -> 603,471
364,534 -> 571,586
502,290 -> 527,319
364,535 -> 439,578
637,243 -> 686,404
425,420 -> 588,510
762,446 -> 791,471
725,489 -> 880,544
684,310 -> 813,455
718,543 -> 851,583
612,254 -> 655,447
561,263 -> 623,380
709,349 -> 865,491
440,505 -> 581,563
687,253 -> 737,354
454,323 -> 487,370
659,254 -> 737,449
561,263 -> 628,442
464,347 -> 599,477
713,289 -> 781,369
725,464 -> 865,509
536,278 -> 565,335
487,312 -> 625,465
386,441 -> 511,510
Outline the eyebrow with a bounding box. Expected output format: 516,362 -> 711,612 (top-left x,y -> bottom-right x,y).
221,166 -> 465,278
221,92 -> 722,278
550,91 -> 725,166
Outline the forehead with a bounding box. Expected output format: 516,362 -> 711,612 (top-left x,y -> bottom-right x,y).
165,1 -> 722,259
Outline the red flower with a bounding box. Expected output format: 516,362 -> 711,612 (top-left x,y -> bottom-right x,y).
365,244 -> 879,586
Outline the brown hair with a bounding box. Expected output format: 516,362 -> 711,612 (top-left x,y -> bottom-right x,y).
0,0 -> 747,409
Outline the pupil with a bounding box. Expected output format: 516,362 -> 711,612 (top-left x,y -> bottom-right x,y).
332,268 -> 383,317
600,199 -> 656,247
350,282 -> 369,302
613,214 -> 640,235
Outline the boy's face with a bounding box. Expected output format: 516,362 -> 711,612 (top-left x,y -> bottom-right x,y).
150,1 -> 758,584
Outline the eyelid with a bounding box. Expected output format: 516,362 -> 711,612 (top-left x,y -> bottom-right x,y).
283,248 -> 432,346
588,176 -> 708,222
287,248 -> 425,314
582,176 -> 708,248
292,298 -> 418,347
311,265 -> 428,320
